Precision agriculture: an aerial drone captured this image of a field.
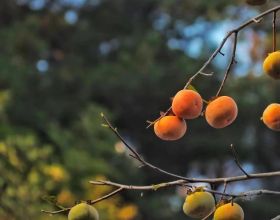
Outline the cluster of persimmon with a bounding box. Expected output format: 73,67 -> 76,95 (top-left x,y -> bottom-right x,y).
183,189 -> 244,220
154,49 -> 280,141
246,0 -> 280,132
153,90 -> 238,141
68,203 -> 99,220
262,51 -> 280,131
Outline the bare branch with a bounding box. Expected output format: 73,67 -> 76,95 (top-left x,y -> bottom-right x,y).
42,6 -> 280,218
90,179 -> 280,199
101,113 -> 143,162
41,207 -> 71,215
201,209 -> 216,220
89,187 -> 123,205
215,31 -> 238,97
102,113 -> 280,184
41,183 -> 280,216
220,181 -> 228,202
90,179 -> 190,190
41,188 -> 124,215
207,189 -> 280,198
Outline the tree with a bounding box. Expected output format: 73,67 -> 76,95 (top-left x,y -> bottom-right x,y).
0,0 -> 280,219
41,2 -> 280,220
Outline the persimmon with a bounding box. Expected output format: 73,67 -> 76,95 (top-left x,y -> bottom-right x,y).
263,51 -> 280,79
262,103 -> 280,131
214,202 -> 244,220
183,191 -> 215,219
172,89 -> 203,119
154,116 -> 187,141
68,203 -> 99,220
205,96 -> 238,128
246,0 -> 266,5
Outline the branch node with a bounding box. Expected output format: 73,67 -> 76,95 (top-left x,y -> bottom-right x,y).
253,18 -> 263,23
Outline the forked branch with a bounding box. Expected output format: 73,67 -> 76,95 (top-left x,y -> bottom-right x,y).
42,6 -> 280,216
147,5 -> 280,128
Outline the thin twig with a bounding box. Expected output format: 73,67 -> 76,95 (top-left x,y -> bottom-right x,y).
220,181 -> 228,202
201,209 -> 216,220
89,187 -> 123,205
41,207 -> 71,215
216,31 -> 238,97
230,144 -> 250,177
101,113 -> 143,162
42,188 -> 124,214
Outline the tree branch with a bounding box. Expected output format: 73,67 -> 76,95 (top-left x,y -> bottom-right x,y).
102,113 -> 280,184
42,5 -> 280,217
89,187 -> 124,205
215,31 -> 238,97
272,215 -> 280,220
89,179 -> 280,199
230,144 -> 251,177
147,5 -> 280,127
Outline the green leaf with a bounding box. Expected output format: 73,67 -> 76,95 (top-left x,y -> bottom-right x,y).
186,84 -> 198,92
152,183 -> 165,191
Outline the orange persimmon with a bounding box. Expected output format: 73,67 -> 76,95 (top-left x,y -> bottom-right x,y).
154,116 -> 187,141
172,89 -> 203,119
214,202 -> 244,220
262,103 -> 280,131
205,96 -> 238,128
263,51 -> 280,79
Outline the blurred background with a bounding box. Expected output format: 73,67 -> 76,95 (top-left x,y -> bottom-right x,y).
0,0 -> 279,219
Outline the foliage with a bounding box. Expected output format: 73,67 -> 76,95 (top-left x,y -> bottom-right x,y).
0,0 -> 279,219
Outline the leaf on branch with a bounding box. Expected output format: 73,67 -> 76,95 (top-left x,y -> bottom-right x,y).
186,84 -> 198,92
101,123 -> 109,128
152,183 -> 165,191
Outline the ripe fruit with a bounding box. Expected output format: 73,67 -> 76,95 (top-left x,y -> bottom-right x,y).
246,0 -> 266,5
172,89 -> 203,119
154,116 -> 187,141
183,191 -> 215,219
262,103 -> 280,131
205,96 -> 238,128
263,51 -> 280,79
68,203 -> 99,220
214,202 -> 244,220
